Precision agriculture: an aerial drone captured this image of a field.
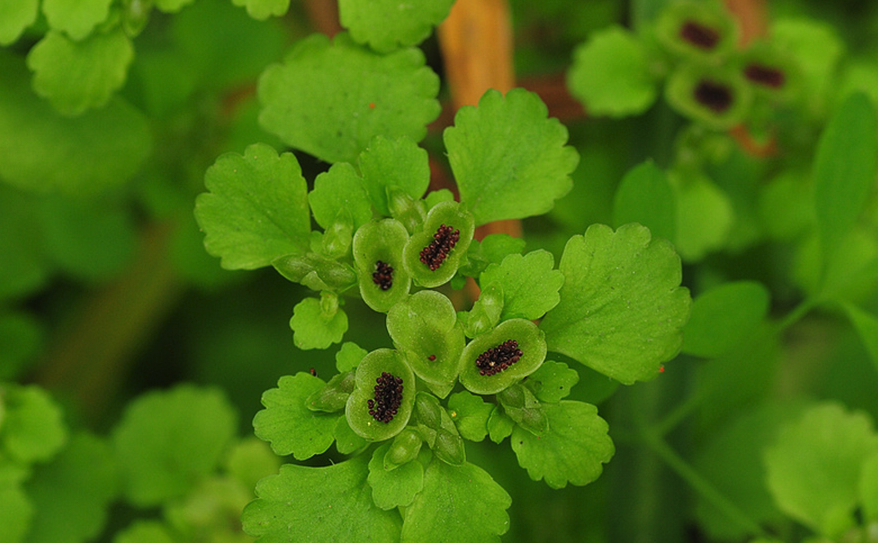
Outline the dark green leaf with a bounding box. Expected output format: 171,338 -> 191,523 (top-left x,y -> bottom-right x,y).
0,0 -> 38,45
612,161 -> 676,243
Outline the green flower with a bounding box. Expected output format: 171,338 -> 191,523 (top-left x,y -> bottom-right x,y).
345,349 -> 416,441
458,319 -> 547,395
402,200 -> 475,287
352,219 -> 412,312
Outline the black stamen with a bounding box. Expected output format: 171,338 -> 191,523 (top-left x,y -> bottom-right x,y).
372,260 -> 394,290
680,20 -> 721,50
476,340 -> 523,377
419,224 -> 460,271
744,63 -> 785,89
367,372 -> 404,423
694,80 -> 734,113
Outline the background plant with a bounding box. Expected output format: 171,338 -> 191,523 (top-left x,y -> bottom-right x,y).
2,0 -> 878,542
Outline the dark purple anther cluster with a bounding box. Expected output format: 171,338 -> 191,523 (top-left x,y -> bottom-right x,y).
367,372 -> 404,423
419,224 -> 460,271
694,80 -> 733,112
744,64 -> 785,89
680,20 -> 720,50
372,260 -> 394,290
476,340 -> 523,377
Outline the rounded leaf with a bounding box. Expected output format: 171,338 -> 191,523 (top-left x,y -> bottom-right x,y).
345,349 -> 415,441
459,319 -> 547,395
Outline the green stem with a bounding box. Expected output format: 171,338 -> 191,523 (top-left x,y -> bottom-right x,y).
774,297 -> 818,334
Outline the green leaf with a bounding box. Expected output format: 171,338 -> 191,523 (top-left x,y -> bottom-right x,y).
567,26 -> 657,117
27,29 -> 134,116
479,250 -> 564,320
487,409 -> 514,444
340,0 -> 454,53
113,385 -> 237,506
447,391 -> 495,442
683,281 -> 770,359
164,476 -> 253,541
24,432 -> 117,543
511,401 -> 614,489
861,453 -> 878,522
813,93 -> 878,268
445,88 -> 579,226
0,52 -> 151,197
764,402 -> 878,536
336,342 -> 368,373
358,136 -> 430,216
253,373 -> 338,460
334,415 -> 368,455
612,161 -> 676,243
367,442 -> 424,510
112,521 -> 176,543
0,312 -> 42,380
196,143 -> 310,270
523,360 -> 579,403
309,163 -> 372,231
231,0 -> 290,20
224,437 -> 282,491
671,172 -> 733,261
0,0 -> 38,45
0,483 -> 32,543
540,223 -> 690,384
497,384 -> 548,437
400,459 -> 511,543
242,456 -> 401,542
42,0 -> 113,40
772,19 -> 844,112
154,0 -> 194,12
289,295 -> 348,350
842,303 -> 878,374
258,32 -> 440,164
1,385 -> 67,464
0,188 -> 47,300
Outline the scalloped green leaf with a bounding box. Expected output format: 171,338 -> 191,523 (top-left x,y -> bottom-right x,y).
511,401 -> 613,489
112,385 -> 237,506
253,373 -> 339,460
232,0 -> 289,20
1,385 -> 67,464
42,0 -> 113,40
290,295 -> 348,350
400,459 -> 511,543
764,403 -> 878,536
447,391 -> 494,442
612,161 -> 676,243
309,163 -> 372,231
0,0 -> 38,45
445,88 -> 579,226
522,360 -> 579,403
196,143 -> 310,270
27,28 -> 134,116
367,442 -> 424,510
24,432 -> 117,543
0,52 -> 150,197
339,0 -> 454,53
258,32 -> 440,163
540,223 -> 690,384
683,281 -> 770,359
243,456 -> 401,542
358,136 -> 430,216
813,92 -> 878,268
479,250 -> 564,320
568,26 -> 658,117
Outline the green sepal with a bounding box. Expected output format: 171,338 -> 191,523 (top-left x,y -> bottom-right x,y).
386,186 -> 427,234
412,393 -> 466,465
352,219 -> 412,312
458,319 -> 547,395
403,200 -> 475,287
459,283 -> 503,338
738,41 -> 803,102
487,408 -> 514,444
306,370 -> 355,413
386,290 -> 464,396
655,0 -> 738,63
345,349 -> 415,441
448,391 -> 495,442
272,252 -> 357,292
425,189 -> 454,209
321,209 -> 354,259
497,383 -> 548,437
666,63 -> 752,130
334,415 -> 369,455
384,428 -> 423,470
120,0 -> 151,37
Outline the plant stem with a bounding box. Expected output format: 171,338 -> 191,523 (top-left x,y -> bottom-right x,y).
774,297 -> 818,335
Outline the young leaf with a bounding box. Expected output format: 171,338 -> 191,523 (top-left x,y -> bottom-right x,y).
334,416 -> 368,455
290,295 -> 348,350
447,391 -> 495,442
258,32 -> 440,163
0,0 -> 38,45
683,281 -> 770,359
842,303 -> 878,373
813,92 -> 878,268
479,250 -> 564,320
568,26 -> 658,117
764,402 -> 878,536
309,163 -> 372,231
367,442 -> 424,510
23,432 -> 117,543
497,384 -> 548,437
358,135 -> 430,216
41,0 -> 113,41
612,161 -> 676,243
1,385 -> 67,464
231,0 -> 290,20
487,409 -> 514,444
27,29 -> 134,116
113,385 -> 237,506
445,88 -> 579,226
242,456 -> 401,542
400,459 -> 511,543
540,223 -> 690,384
511,401 -> 614,489
253,373 -> 338,460
523,360 -> 579,403
339,0 -> 455,53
